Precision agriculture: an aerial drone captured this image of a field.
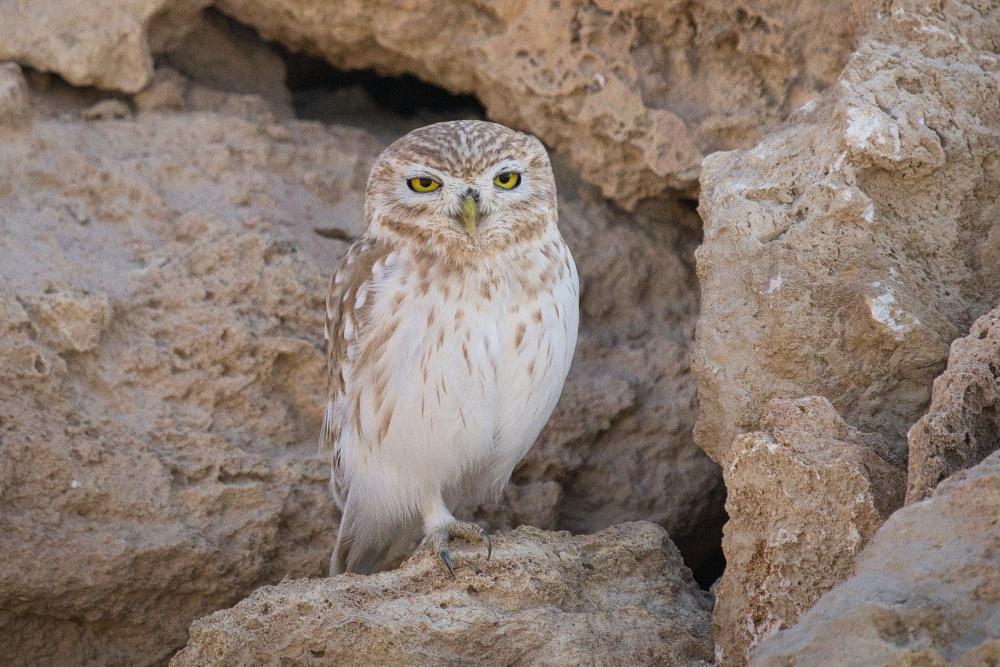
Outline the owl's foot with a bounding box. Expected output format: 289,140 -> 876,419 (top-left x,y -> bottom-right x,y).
424,521 -> 492,579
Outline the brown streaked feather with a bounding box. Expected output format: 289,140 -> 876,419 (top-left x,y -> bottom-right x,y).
319,239 -> 394,510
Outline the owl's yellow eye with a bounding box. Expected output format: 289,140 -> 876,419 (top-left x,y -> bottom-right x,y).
494,172 -> 521,189
408,177 -> 441,193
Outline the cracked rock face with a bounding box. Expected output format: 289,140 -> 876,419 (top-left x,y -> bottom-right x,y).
906,304 -> 1000,504
693,0 -> 1000,663
2,0 -> 858,207
712,397 -> 906,664
170,523 -> 715,667
748,449 -> 1000,667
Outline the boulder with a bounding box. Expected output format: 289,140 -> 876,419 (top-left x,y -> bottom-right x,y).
2,0 -> 859,206
712,397 -> 906,664
693,1 -> 1000,662
748,450 -> 1000,667
170,522 -> 715,667
906,304 -> 1000,504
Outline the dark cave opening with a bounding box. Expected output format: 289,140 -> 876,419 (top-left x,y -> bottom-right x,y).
279,48 -> 486,125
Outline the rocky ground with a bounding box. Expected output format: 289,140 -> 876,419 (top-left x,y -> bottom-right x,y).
0,0 -> 998,665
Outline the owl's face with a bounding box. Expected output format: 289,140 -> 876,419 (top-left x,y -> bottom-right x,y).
363,121 -> 557,256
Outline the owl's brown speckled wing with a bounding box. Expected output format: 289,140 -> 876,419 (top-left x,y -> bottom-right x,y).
319,238 -> 391,511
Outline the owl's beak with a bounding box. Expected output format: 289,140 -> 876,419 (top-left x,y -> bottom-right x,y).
459,191 -> 480,235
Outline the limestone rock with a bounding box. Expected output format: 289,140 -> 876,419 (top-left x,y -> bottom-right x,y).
713,397 -> 906,665
0,62 -> 31,128
748,449 -> 1000,667
694,3 -> 1000,662
170,523 -> 715,667
0,0 -> 208,93
906,304 -> 1000,504
2,0 -> 858,206
694,0 -> 1000,469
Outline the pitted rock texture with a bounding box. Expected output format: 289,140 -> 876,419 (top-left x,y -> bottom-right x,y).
694,1 -> 1000,663
906,304 -> 1000,504
712,397 -> 906,665
0,53 -> 716,664
748,450 -> 1000,667
170,522 -> 715,667
3,0 -> 858,207
695,0 -> 1000,470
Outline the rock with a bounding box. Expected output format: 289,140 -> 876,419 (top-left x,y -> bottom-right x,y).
170,522 -> 715,667
0,0 -> 199,93
906,305 -> 1000,504
162,9 -> 294,118
694,0 -> 1000,468
0,59 -> 719,663
25,287 -> 111,353
748,449 -> 1000,667
81,98 -> 133,121
694,1 -> 1000,662
712,397 -> 906,665
0,62 -> 31,128
134,66 -> 189,112
216,0 -> 857,207
1,0 -> 858,206
695,0 -> 1000,469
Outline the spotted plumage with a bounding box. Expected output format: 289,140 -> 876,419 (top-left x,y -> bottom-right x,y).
321,120 -> 579,576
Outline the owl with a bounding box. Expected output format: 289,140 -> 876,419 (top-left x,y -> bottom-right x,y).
320,120 -> 579,577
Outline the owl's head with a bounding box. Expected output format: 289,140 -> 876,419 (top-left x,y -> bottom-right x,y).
363,120 -> 557,256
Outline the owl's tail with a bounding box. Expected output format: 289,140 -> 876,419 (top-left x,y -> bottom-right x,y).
330,496 -> 418,576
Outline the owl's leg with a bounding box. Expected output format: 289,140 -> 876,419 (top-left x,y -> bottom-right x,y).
421,502 -> 491,579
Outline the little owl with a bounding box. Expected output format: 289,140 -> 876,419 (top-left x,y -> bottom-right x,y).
321,120 -> 578,576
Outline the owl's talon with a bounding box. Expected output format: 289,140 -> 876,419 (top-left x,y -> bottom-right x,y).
424,520 -> 492,577
482,529 -> 492,561
439,550 -> 456,579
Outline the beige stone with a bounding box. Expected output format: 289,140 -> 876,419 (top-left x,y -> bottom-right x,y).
906,304 -> 1000,504
694,1 -> 1000,662
748,450 -> 1000,667
712,397 -> 905,665
1,0 -> 859,206
0,0 -> 208,93
0,62 -> 31,129
171,522 -> 715,667
694,0 -> 1000,469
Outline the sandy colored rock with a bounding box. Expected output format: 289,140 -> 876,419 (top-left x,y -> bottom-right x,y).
1,0 -> 859,206
695,0 -> 1000,470
0,62 -> 32,129
171,522 -> 715,667
0,0 -> 209,93
216,0 -> 856,207
695,1 -> 1000,662
906,304 -> 1000,504
712,397 -> 906,665
694,0 -> 1000,468
748,449 -> 1000,667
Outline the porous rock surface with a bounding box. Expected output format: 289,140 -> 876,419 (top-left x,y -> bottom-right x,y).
693,0 -> 1000,663
0,45 -> 717,665
906,304 -> 1000,504
170,522 -> 715,667
713,397 -> 906,665
748,449 -> 1000,667
3,0 -> 859,207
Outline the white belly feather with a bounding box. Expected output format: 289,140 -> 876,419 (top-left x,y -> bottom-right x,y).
337,240 -> 578,531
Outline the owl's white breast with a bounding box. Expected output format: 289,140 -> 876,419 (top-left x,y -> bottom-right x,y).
338,236 -> 579,526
